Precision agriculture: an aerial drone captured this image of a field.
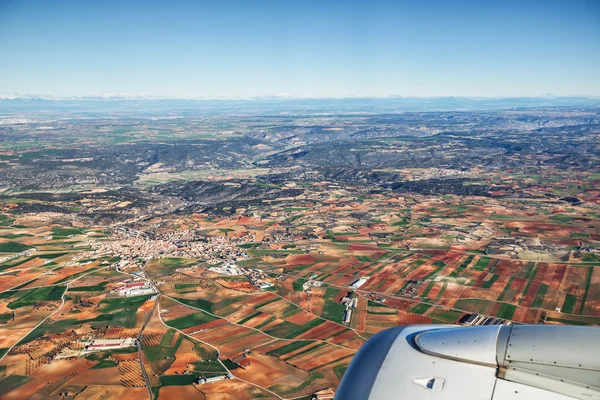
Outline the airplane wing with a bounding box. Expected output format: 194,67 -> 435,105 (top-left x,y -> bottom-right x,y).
335,324 -> 600,399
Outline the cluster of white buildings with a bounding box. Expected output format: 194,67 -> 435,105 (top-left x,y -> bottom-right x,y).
257,281 -> 274,289
302,279 -> 324,291
341,292 -> 359,325
83,338 -> 137,353
195,374 -> 233,385
116,281 -> 155,297
208,263 -> 242,275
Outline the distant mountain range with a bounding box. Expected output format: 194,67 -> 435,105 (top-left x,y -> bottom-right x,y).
1,95 -> 599,114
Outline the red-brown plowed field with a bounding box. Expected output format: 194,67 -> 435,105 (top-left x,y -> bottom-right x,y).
405,264 -> 438,281
245,292 -> 278,307
294,292 -> 325,316
381,279 -> 406,295
512,307 -> 540,324
295,320 -> 345,340
181,318 -> 229,334
326,275 -> 355,287
366,314 -> 399,332
77,386 -> 149,400
287,254 -> 316,266
285,310 -> 316,325
442,282 -> 468,299
520,281 -> 541,307
363,277 -> 387,292
279,342 -> 321,359
397,311 -> 432,325
239,312 -> 272,328
164,338 -> 200,375
216,279 -> 256,292
495,260 -> 524,276
251,340 -> 288,354
426,282 -> 444,298
0,270 -> 41,292
327,330 -> 364,350
233,353 -> 309,390
288,346 -> 355,371
67,366 -> 123,385
379,298 -> 414,311
197,379 -> 272,399
353,296 -> 367,331
8,257 -> 46,271
462,286 -> 503,301
158,385 -> 204,399
502,277 -> 527,303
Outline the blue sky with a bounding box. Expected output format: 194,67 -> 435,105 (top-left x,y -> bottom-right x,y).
1,0 -> 599,98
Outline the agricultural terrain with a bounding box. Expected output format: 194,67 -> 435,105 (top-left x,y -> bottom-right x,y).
0,100 -> 599,398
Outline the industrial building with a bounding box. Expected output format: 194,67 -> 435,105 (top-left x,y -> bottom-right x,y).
349,277 -> 368,289
343,309 -> 352,324
83,338 -> 136,353
196,374 -> 233,385
117,281 -> 155,297
459,313 -> 511,326
208,263 -> 242,275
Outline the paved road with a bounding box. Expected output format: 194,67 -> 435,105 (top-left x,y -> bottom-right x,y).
137,294 -> 159,399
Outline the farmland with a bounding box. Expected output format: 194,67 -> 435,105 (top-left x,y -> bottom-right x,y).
0,104 -> 599,397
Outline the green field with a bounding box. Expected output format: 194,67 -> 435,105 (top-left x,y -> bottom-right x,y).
100,294 -> 149,313
497,303 -> 517,320
0,313 -> 13,324
144,329 -> 181,364
8,286 -> 66,309
69,281 -> 109,292
265,319 -> 325,339
255,315 -> 277,329
421,265 -> 446,280
579,267 -> 594,314
497,277 -> 515,301
91,359 -> 118,369
409,303 -> 432,315
0,242 -> 32,253
421,281 -> 435,297
191,360 -> 227,376
570,232 -> 590,238
84,346 -> 138,361
159,375 -> 197,386
0,375 -> 32,396
238,242 -> 261,249
459,255 -> 474,269
428,308 -> 462,323
173,283 -> 198,294
167,311 -> 216,330
321,300 -> 346,322
482,274 -> 500,289
292,279 -> 306,292
561,293 -> 577,314
237,311 -> 262,325
472,257 -> 491,271
172,297 -> 213,312
324,287 -> 341,301
267,341 -> 313,357
51,226 -> 83,236
454,298 -> 492,314
333,364 -> 348,380
532,284 -> 549,308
